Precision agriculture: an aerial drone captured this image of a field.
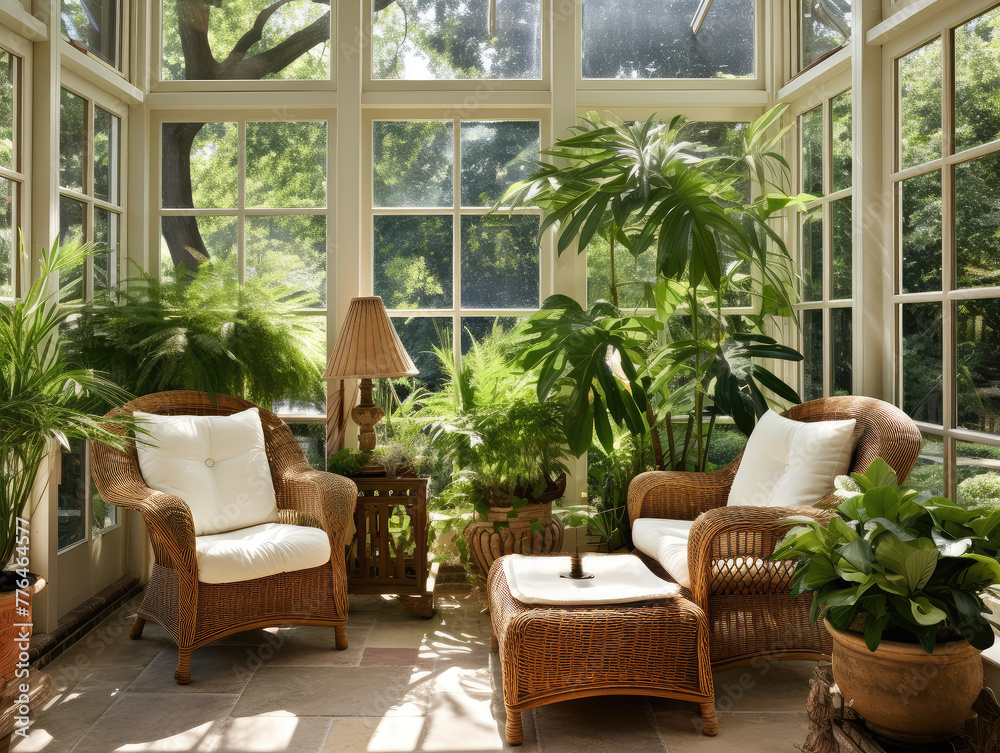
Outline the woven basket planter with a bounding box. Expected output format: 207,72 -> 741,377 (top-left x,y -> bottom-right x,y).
464,474 -> 566,579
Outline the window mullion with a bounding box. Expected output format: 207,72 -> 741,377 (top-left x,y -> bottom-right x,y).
238,120 -> 247,287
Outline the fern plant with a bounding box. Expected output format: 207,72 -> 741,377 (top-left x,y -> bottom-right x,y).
62,257 -> 325,409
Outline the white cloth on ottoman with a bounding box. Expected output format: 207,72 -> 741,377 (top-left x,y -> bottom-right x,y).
501,553 -> 679,605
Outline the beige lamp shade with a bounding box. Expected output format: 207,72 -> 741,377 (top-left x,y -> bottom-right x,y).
323,296 -> 418,379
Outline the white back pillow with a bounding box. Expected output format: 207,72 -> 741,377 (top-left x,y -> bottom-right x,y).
728,409 -> 858,508
134,407 -> 280,536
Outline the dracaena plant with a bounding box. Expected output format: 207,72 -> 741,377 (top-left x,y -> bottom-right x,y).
772,458 -> 1000,654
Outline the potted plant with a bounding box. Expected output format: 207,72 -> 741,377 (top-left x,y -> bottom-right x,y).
772,458 -> 1000,742
0,239 -> 130,681
418,325 -> 571,578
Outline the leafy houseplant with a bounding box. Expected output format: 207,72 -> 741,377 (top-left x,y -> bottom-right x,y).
0,240 -> 130,578
62,257 -> 325,410
417,325 -> 571,576
773,458 -> 1000,741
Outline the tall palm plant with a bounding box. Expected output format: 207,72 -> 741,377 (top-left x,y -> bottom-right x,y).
0,240 -> 129,570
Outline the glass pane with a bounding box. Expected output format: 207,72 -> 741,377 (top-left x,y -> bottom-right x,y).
801,106 -> 823,196
956,152 -> 1000,290
93,107 -> 119,204
0,51 -> 16,171
162,0 -> 330,81
374,215 -> 453,309
907,434 -> 944,496
955,7 -> 1000,154
901,302 -> 942,424
831,89 -> 852,192
162,122 -> 237,209
373,0 -> 542,80
461,214 -> 539,308
832,307 -> 852,395
246,121 -> 327,208
60,89 -> 85,193
0,179 -> 13,298
288,422 -> 326,470
956,441 -> 1000,509
587,234 -> 657,309
59,196 -> 85,301
461,316 -> 520,353
957,299 -> 1000,432
900,170 -> 941,293
373,121 -> 453,208
801,212 -> 822,302
801,0 -> 851,70
93,208 -> 119,294
802,308 -> 823,401
245,214 -> 326,305
899,38 -> 942,170
390,316 -> 454,390
582,0 -> 754,80
831,197 -> 851,299
160,215 -> 238,279
460,121 -> 540,207
92,481 -> 117,538
58,439 -> 87,550
62,0 -> 119,68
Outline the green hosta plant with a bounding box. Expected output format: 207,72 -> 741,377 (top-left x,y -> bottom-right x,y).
773,458 -> 1000,654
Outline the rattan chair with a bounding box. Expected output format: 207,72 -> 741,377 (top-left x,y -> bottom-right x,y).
90,391 -> 357,684
628,396 -> 922,669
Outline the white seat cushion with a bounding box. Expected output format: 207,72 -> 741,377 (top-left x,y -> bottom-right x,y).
195,523 -> 332,584
631,518 -> 694,589
135,407 -> 280,536
727,409 -> 858,508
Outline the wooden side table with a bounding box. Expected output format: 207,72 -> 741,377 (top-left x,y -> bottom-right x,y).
346,475 -> 436,617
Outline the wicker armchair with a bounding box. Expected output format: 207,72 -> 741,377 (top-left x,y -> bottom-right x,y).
90,391 -> 357,684
628,396 -> 922,669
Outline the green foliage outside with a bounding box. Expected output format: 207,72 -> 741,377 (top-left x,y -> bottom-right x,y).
774,458 -> 1000,653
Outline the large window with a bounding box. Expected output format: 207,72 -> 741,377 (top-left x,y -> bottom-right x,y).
893,5 -> 1000,504
0,47 -> 22,299
369,117 -> 542,385
796,89 -> 853,402
57,81 -> 125,551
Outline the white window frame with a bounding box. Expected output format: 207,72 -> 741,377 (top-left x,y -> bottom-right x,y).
59,0 -> 130,80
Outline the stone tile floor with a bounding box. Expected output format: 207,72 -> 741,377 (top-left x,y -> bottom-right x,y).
14,584 -> 814,752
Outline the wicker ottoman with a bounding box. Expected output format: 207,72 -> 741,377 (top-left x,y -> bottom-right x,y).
487,553 -> 718,745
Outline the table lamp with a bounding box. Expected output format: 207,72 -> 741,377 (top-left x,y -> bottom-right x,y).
323,296 -> 418,454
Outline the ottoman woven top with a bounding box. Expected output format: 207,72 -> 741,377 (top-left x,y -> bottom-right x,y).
502,553 -> 681,605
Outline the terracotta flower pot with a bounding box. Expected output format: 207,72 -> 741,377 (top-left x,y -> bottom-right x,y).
464,474 -> 566,578
0,577 -> 45,686
827,620 -> 983,743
